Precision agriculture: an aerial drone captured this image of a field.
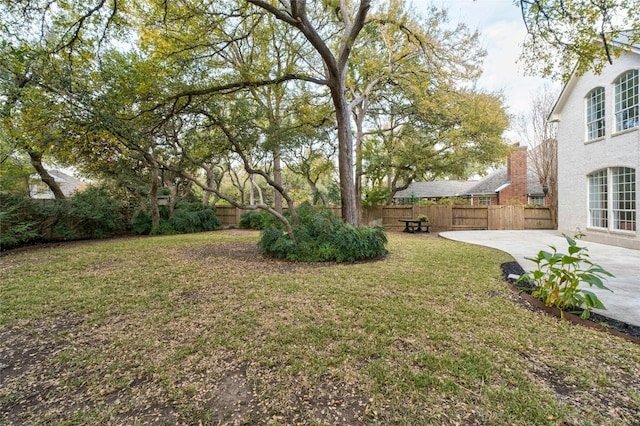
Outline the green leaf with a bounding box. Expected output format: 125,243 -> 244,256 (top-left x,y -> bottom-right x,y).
567,244 -> 582,255
582,290 -> 606,310
580,274 -> 612,291
563,234 -> 576,247
590,266 -> 615,277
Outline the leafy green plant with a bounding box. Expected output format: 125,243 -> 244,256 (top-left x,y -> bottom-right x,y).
168,201 -> 222,234
362,186 -> 391,208
258,202 -> 387,262
517,234 -> 614,319
1,187 -> 129,249
239,210 -> 270,230
0,194 -> 37,249
131,201 -> 221,235
131,210 -> 152,235
436,197 -> 469,205
67,186 -> 125,238
417,214 -> 429,222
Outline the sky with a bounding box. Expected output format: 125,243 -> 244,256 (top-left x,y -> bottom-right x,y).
413,0 -> 559,140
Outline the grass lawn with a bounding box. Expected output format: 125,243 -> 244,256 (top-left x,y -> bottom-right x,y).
1,230 -> 639,425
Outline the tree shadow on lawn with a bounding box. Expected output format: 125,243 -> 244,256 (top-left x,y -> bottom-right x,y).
2,236 -> 638,425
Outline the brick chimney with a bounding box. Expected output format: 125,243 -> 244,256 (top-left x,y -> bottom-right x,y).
501,146 -> 528,204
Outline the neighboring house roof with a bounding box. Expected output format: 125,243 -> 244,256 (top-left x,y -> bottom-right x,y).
467,165 -> 544,196
466,168 -> 507,195
394,166 -> 544,199
29,170 -> 87,199
394,180 -> 478,199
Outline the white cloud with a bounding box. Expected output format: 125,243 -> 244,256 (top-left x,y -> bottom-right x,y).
413,0 -> 558,119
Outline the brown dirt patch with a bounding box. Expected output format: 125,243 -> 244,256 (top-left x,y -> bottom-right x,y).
1,315 -> 372,425
176,240 -> 386,274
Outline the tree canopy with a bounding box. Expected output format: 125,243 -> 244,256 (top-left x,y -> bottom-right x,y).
1,0 -> 512,233
518,0 -> 640,80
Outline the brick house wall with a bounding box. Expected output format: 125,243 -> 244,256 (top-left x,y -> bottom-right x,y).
497,147 -> 529,205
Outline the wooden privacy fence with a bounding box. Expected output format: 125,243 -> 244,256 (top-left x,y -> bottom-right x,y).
215,205 -> 553,231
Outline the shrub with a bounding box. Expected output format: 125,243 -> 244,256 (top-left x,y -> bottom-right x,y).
0,194 -> 40,250
517,234 -> 614,319
131,210 -> 152,235
239,210 -> 270,230
131,201 -> 222,235
437,197 -> 469,205
168,201 -> 222,234
67,186 -> 125,238
0,186 -> 126,249
362,187 -> 391,208
258,202 -> 388,262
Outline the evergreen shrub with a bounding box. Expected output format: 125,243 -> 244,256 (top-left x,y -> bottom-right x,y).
67,186 -> 125,238
258,202 -> 387,262
239,210 -> 271,229
131,201 -> 222,235
0,186 -> 125,250
0,194 -> 40,250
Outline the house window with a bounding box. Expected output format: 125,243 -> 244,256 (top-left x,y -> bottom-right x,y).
614,70 -> 639,132
588,170 -> 608,228
529,195 -> 545,206
478,196 -> 491,206
586,87 -> 606,140
612,167 -> 636,231
588,167 -> 636,231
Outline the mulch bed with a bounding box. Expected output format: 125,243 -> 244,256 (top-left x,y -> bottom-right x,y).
501,261 -> 640,343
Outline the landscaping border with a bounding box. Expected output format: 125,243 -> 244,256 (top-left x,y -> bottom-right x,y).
501,262 -> 640,345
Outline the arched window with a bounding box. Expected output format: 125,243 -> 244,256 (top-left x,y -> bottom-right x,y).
586,87 -> 606,140
614,70 -> 639,132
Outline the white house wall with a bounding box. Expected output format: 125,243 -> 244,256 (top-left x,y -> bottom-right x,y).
556,51 -> 640,249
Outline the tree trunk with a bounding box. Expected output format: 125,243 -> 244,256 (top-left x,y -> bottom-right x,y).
330,82 -> 359,227
307,177 -> 321,205
353,101 -> 367,221
167,180 -> 178,218
27,150 -> 66,199
149,164 -> 160,230
245,0 -> 370,227
273,147 -> 283,214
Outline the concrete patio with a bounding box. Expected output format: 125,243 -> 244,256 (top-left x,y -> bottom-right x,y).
440,230 -> 640,327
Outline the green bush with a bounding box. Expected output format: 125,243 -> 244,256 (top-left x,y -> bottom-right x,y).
437,197 -> 469,205
67,186 -> 125,238
239,210 -> 271,230
362,187 -> 391,208
168,201 -> 222,234
131,201 -> 222,235
0,194 -> 40,250
0,186 -> 126,250
131,210 -> 152,235
258,202 -> 388,262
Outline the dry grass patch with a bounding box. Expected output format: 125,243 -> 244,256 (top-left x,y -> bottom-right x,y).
1,230 -> 639,425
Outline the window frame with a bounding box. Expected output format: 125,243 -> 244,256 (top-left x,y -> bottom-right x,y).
528,195 -> 545,206
611,167 -> 636,231
613,69 -> 639,133
478,196 -> 492,206
588,169 -> 608,228
588,167 -> 637,232
586,87 -> 606,141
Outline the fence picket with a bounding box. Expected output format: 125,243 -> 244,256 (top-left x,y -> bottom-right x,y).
216,205 -> 553,231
